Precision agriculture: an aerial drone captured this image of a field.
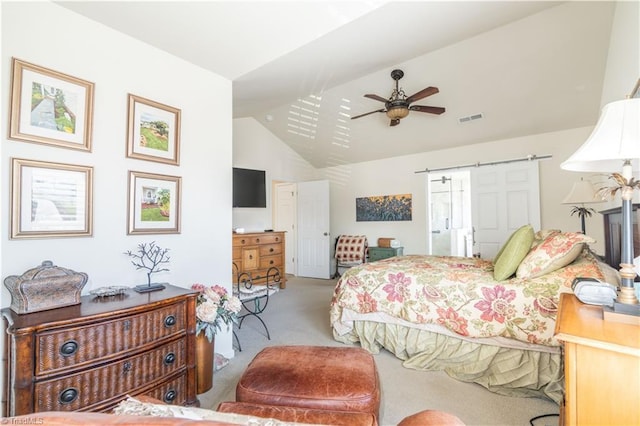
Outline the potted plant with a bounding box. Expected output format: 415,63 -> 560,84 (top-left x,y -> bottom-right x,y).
191,283 -> 241,393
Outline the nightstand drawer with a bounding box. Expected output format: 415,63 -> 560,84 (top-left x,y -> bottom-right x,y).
369,246 -> 403,262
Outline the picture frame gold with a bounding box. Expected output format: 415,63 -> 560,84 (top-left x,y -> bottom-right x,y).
11,158 -> 93,239
127,171 -> 181,235
126,94 -> 181,165
9,58 -> 94,151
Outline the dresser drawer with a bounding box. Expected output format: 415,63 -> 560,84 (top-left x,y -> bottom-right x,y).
36,302 -> 186,376
146,373 -> 188,405
234,234 -> 283,246
259,243 -> 282,256
259,254 -> 282,269
34,338 -> 186,411
368,246 -> 403,262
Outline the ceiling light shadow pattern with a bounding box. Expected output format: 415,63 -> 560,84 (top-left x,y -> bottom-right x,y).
332,98 -> 352,149
287,95 -> 321,139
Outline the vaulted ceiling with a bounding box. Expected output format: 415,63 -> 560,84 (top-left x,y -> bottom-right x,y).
57,1 -> 615,168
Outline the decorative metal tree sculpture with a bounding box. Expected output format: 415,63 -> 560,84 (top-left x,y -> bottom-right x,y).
124,241 -> 170,293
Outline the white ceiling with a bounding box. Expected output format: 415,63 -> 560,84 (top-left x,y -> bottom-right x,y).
57,1 -> 616,168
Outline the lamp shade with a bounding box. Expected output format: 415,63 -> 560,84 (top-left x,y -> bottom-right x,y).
562,178 -> 602,204
561,98 -> 640,173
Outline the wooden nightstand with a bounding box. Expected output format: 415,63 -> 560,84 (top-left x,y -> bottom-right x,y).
554,293 -> 640,425
368,246 -> 403,262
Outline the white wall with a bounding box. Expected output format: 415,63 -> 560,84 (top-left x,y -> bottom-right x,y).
232,117 -> 317,231
319,126 -> 607,256
1,0 -> 234,388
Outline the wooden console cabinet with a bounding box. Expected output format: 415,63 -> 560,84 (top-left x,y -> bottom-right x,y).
2,284 -> 199,416
555,293 -> 640,425
232,231 -> 286,288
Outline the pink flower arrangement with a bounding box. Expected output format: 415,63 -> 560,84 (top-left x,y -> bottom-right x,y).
191,283 -> 241,342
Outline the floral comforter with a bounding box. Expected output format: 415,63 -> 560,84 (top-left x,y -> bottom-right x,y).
330,250 -> 609,347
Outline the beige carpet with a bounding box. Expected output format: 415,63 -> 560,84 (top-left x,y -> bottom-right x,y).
198,276 -> 560,426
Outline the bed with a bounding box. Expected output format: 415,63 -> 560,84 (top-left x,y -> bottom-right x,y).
330,228 -> 620,403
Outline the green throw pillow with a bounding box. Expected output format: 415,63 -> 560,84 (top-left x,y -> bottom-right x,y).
493,224 -> 534,281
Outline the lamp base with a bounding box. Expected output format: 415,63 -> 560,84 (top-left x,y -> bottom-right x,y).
603,301 -> 640,325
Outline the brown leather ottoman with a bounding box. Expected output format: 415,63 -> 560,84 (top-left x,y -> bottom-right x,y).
236,346 -> 380,423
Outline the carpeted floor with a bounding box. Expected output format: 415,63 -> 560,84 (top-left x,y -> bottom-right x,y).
198,276 -> 560,426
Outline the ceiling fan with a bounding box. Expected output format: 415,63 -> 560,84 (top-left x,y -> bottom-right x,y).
351,69 -> 445,126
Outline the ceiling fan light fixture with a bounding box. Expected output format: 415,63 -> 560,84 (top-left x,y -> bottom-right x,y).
386,106 -> 409,120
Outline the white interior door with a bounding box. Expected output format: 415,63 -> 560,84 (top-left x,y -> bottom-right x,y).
274,182 -> 296,275
297,180 -> 330,279
471,161 -> 540,259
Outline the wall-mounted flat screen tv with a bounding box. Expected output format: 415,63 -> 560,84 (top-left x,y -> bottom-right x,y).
233,167 -> 266,208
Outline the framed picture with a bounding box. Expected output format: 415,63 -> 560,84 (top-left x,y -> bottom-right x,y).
127,94 -> 181,165
11,158 -> 93,239
9,58 -> 94,151
356,193 -> 412,222
128,171 -> 181,235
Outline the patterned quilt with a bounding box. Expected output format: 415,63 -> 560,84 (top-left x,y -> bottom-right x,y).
330,250 -> 609,347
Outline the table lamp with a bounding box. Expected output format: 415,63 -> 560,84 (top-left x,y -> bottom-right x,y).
562,178 -> 603,234
561,96 -> 640,316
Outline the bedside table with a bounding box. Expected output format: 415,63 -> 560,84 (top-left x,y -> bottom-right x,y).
368,246 -> 403,262
554,293 -> 640,425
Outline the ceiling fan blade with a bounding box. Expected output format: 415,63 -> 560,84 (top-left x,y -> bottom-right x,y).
409,105 -> 446,115
390,118 -> 401,127
351,109 -> 385,120
364,94 -> 389,103
406,86 -> 439,104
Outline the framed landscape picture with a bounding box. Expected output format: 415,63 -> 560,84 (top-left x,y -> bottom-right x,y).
127,171 -> 181,235
11,158 -> 93,239
356,193 -> 412,222
127,94 -> 181,165
9,58 -> 94,151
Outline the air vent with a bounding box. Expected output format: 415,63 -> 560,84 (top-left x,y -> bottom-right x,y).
458,113 -> 484,124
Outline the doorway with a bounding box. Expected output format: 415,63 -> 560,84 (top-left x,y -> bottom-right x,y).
427,171 -> 472,256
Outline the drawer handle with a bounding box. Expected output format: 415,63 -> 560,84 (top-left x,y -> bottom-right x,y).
60,340 -> 78,357
275,237 -> 279,241
123,361 -> 132,373
164,315 -> 176,327
59,387 -> 78,405
269,248 -> 274,253
164,352 -> 176,365
164,389 -> 177,403
269,260 -> 274,265
123,320 -> 131,331
241,239 -> 246,244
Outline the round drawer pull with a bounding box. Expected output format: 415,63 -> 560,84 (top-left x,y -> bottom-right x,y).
59,387 -> 78,405
164,352 -> 176,365
164,315 -> 176,327
164,389 -> 177,403
241,239 -> 246,244
123,361 -> 132,373
269,260 -> 274,265
269,248 -> 274,252
60,340 -> 78,357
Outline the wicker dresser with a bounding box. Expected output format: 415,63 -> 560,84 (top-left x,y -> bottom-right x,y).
232,231 -> 286,288
2,284 -> 198,417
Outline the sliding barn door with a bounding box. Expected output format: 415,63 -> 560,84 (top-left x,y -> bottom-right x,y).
471,161 -> 540,259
